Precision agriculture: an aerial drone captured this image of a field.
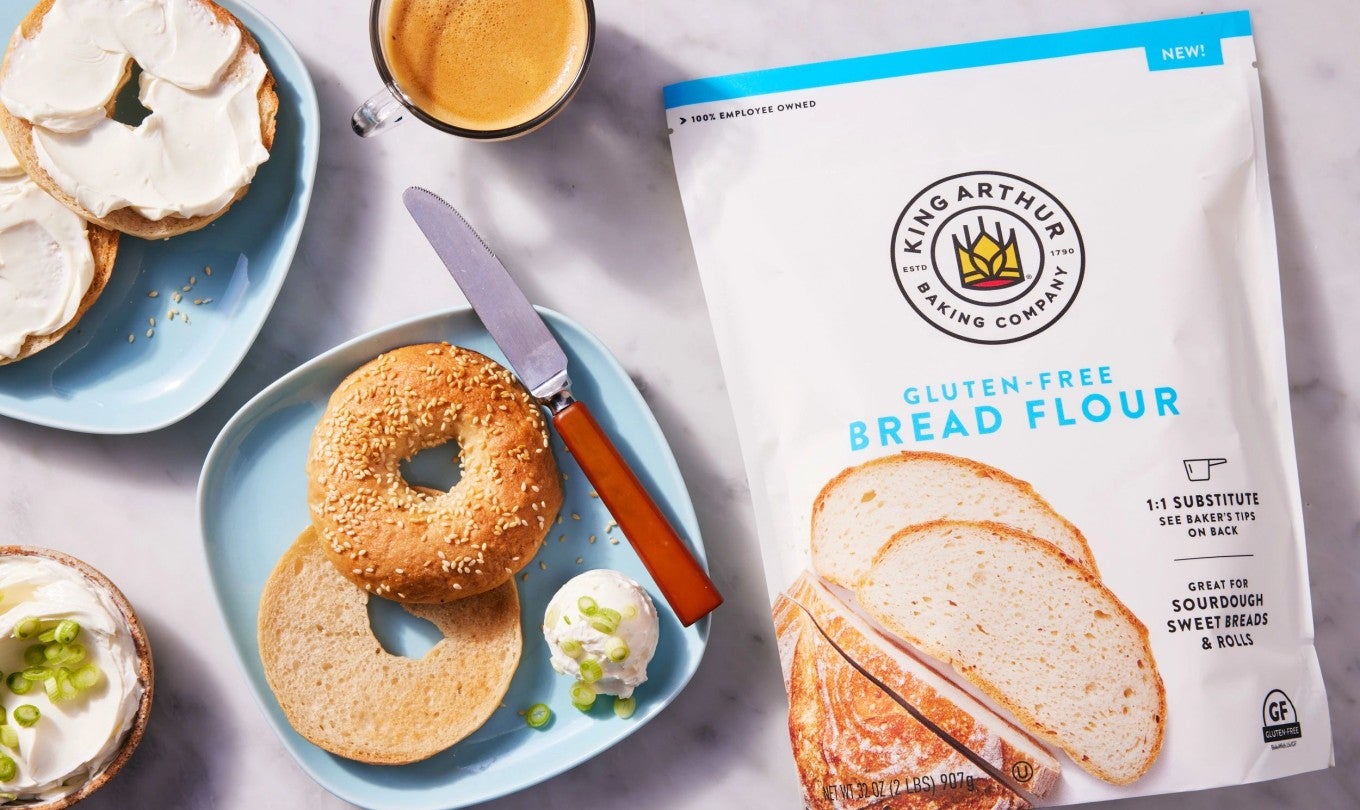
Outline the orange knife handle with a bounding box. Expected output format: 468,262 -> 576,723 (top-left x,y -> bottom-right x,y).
552,400 -> 722,626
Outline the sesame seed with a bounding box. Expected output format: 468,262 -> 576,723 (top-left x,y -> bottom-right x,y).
571,513 -> 581,521
145,328 -> 154,338
127,334 -> 135,343
147,290 -> 158,298
575,557 -> 584,564
589,535 -> 596,544
172,291 -> 182,303
589,490 -> 598,499
611,538 -> 620,545
204,265 -> 213,276
538,562 -> 547,570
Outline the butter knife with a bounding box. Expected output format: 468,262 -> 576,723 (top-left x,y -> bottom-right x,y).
403,187 -> 723,626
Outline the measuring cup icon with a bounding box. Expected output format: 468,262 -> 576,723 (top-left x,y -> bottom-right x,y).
1183,458 -> 1227,481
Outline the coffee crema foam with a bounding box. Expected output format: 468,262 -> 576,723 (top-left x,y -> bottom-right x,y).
384,0 -> 589,132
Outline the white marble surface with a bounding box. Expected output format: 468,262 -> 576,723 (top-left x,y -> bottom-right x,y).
0,0 -> 1354,808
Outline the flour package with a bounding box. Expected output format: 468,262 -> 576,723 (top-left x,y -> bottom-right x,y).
666,12 -> 1332,808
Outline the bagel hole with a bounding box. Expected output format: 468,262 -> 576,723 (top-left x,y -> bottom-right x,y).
400,442 -> 464,492
367,597 -> 443,660
113,62 -> 153,127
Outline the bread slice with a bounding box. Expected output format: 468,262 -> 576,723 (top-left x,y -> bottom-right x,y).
258,527 -> 521,765
856,521 -> 1165,785
0,0 -> 278,238
774,594 -> 1028,810
812,452 -> 1096,588
786,572 -> 1061,798
0,196 -> 117,365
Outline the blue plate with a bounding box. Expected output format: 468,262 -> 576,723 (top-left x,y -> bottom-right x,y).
0,0 -> 319,433
197,307 -> 710,810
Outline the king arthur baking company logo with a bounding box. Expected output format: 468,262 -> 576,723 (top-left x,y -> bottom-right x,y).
890,171 -> 1085,344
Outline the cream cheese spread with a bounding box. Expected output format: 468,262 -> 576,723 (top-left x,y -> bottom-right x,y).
543,570 -> 659,698
0,0 -> 269,220
0,556 -> 142,802
0,138 -> 94,361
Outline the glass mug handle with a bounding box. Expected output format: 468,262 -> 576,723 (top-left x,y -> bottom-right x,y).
352,87 -> 406,137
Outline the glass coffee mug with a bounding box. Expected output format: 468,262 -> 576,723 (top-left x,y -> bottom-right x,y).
353,0 -> 596,139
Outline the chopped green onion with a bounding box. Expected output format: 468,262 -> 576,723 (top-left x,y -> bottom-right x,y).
598,607 -> 621,624
614,696 -> 637,719
524,703 -> 552,728
21,667 -> 51,682
562,615 -> 571,625
578,658 -> 603,684
72,665 -> 100,692
12,706 -> 37,728
622,605 -> 638,619
53,620 -> 79,645
61,644 -> 86,666
45,669 -> 77,703
606,638 -> 630,663
558,639 -> 583,659
23,647 -> 43,668
43,643 -> 65,663
36,629 -> 56,644
0,706 -> 6,726
0,754 -> 15,781
0,727 -> 16,751
577,596 -> 598,615
12,618 -> 39,641
569,682 -> 596,711
588,615 -> 619,635
6,674 -> 30,696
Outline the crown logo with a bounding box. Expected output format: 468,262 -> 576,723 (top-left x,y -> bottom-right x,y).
953,217 -> 1023,290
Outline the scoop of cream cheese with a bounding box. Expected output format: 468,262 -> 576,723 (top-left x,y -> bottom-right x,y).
0,0 -> 269,220
542,570 -> 659,699
0,137 -> 95,360
0,556 -> 142,802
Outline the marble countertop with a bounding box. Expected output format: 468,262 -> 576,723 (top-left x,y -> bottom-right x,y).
0,0 -> 1354,808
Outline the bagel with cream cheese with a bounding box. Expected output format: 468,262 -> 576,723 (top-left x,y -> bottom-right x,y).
0,0 -> 278,239
307,343 -> 563,604
258,527 -> 521,765
0,138 -> 118,366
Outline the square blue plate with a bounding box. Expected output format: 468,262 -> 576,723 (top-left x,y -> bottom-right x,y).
197,307 -> 710,810
0,0 -> 319,433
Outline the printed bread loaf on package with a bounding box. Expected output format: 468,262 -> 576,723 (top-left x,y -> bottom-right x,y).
666,12 -> 1331,808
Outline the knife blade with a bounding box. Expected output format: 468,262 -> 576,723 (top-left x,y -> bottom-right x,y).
784,597 -> 1042,807
403,187 -> 723,627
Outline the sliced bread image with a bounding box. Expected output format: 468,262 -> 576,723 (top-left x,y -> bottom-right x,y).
856,521 -> 1165,785
811,452 -> 1096,589
776,594 -> 1029,810
786,572 -> 1061,798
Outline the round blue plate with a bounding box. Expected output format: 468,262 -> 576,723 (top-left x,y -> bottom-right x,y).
197,307 -> 710,810
0,0 -> 319,433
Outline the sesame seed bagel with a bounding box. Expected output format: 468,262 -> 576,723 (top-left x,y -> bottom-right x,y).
307,343 -> 563,604
0,0 -> 278,239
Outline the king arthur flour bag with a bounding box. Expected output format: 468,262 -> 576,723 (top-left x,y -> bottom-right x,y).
666,12 -> 1331,808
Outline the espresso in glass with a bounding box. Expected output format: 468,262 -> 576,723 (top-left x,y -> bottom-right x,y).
381,0 -> 591,134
